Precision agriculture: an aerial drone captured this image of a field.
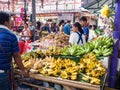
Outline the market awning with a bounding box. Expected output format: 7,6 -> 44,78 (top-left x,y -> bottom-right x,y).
81,0 -> 115,12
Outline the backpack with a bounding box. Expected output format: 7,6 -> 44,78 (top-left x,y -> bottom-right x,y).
76,32 -> 83,44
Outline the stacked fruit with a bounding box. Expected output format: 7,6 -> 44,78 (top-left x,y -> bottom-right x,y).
60,59 -> 79,80
43,46 -> 62,56
38,57 -> 61,76
78,52 -> 106,85
14,50 -> 45,70
30,57 -> 79,80
22,50 -> 45,61
92,37 -> 113,56
61,45 -> 80,56
22,58 -> 36,70
61,37 -> 113,57
15,53 -> 107,85
39,33 -> 70,47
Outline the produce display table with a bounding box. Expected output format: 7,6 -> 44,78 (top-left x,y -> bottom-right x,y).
14,69 -> 100,90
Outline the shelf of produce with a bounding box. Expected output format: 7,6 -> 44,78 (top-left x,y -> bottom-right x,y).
14,69 -> 100,90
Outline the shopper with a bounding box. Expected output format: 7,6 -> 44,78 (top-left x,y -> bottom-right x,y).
44,22 -> 51,34
29,21 -> 35,42
50,23 -> 56,33
21,23 -> 31,41
79,16 -> 89,42
88,25 -> 97,41
59,20 -> 65,34
69,22 -> 85,45
0,11 -> 29,90
63,20 -> 71,35
35,21 -> 42,40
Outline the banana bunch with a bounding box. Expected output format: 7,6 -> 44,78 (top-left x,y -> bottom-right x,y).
32,58 -> 43,70
36,49 -> 45,58
80,73 -> 101,85
61,36 -> 113,57
21,53 -> 31,61
93,46 -> 113,57
22,58 -> 36,70
61,45 -> 82,56
78,52 -> 106,85
22,51 -> 38,61
43,46 -> 62,56
61,59 -> 79,80
92,37 -> 114,57
35,57 -> 79,80
38,57 -> 62,76
78,42 -> 92,55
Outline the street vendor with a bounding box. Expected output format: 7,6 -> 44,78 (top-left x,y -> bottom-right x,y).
0,11 -> 29,90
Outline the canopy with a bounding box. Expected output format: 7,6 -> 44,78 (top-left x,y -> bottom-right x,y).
82,0 -> 115,12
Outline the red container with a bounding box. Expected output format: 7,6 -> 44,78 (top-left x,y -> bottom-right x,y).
19,41 -> 25,54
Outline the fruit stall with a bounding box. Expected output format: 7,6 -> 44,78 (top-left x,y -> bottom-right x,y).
14,33 -> 114,90
11,0 -> 120,89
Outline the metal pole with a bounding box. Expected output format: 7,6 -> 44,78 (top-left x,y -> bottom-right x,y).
11,0 -> 14,12
24,0 -> 27,23
108,0 -> 120,88
56,1 -> 58,11
32,0 -> 36,27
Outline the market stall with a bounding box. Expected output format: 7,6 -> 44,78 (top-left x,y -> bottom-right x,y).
12,0 -> 119,89
14,34 -> 114,90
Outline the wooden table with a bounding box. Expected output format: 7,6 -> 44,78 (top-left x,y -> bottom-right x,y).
14,69 -> 100,90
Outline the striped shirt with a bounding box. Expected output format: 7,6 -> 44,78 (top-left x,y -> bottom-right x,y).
0,25 -> 20,70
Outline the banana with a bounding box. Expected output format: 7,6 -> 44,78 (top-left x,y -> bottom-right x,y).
105,37 -> 113,44
103,51 -> 112,56
95,41 -> 99,49
102,48 -> 111,55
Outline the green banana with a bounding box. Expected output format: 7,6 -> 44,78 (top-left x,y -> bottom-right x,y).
85,43 -> 90,53
106,42 -> 111,47
102,48 -> 113,56
93,49 -> 100,55
101,47 -> 105,53
95,41 -> 99,49
105,37 -> 113,44
102,48 -> 111,55
98,47 -> 103,56
103,51 -> 112,56
102,37 -> 107,42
